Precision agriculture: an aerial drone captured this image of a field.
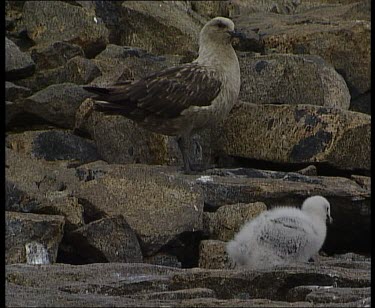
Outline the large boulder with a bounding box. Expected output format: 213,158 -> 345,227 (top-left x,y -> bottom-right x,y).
23,1 -> 109,58
5,37 -> 35,80
214,102 -> 370,173
238,53 -> 351,109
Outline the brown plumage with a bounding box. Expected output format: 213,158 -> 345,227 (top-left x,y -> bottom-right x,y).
84,17 -> 242,172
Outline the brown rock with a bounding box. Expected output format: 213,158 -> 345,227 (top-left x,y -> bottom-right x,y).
66,215 -> 143,263
238,53 -> 351,109
23,1 -> 109,57
75,164 -> 204,255
204,202 -> 267,241
6,211 -> 65,264
215,102 -> 370,172
198,239 -> 230,269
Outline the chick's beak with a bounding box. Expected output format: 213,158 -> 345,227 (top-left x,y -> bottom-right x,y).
327,215 -> 333,224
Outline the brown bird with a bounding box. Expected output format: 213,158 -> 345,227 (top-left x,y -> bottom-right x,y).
84,17 -> 242,172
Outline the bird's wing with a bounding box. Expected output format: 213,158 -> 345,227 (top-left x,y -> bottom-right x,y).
83,63 -> 222,120
257,216 -> 310,256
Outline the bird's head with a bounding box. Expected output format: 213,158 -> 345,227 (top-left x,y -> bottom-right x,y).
199,17 -> 244,46
301,195 -> 333,225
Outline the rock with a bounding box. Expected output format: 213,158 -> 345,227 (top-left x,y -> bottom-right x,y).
203,202 -> 267,241
296,165 -> 317,176
6,129 -> 101,163
24,83 -> 93,128
65,56 -> 101,85
119,1 -> 203,56
238,53 -> 351,109
5,81 -> 31,102
190,1 -> 231,18
198,239 -> 230,269
30,41 -> 85,70
144,252 -> 182,268
5,37 -> 35,80
191,167 -> 370,254
75,164 -> 204,255
23,1 -> 109,57
6,101 -> 24,127
74,98 -> 183,166
5,259 -> 370,306
351,175 -> 371,191
5,148 -> 79,205
233,7 -> 371,112
306,287 -> 371,304
5,211 -> 65,264
65,215 -> 143,263
215,102 -> 370,173
92,44 -> 184,85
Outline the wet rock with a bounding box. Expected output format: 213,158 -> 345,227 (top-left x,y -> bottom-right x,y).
215,102 -> 370,173
203,202 -> 267,241
24,83 -> 93,128
6,211 -> 65,264
6,37 -> 35,80
30,41 -> 85,70
65,215 -> 143,263
75,164 -> 204,255
23,1 -> 109,57
238,53 -> 351,109
6,129 -> 100,163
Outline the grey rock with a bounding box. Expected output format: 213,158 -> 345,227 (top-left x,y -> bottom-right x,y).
23,1 -> 109,57
65,56 -> 101,85
5,261 -> 370,307
65,215 -> 143,263
75,164 -> 204,255
24,83 -> 93,128
238,53 -> 351,109
6,129 -> 101,163
215,102 -> 371,172
6,211 -> 65,264
30,41 -> 85,70
233,8 -> 370,111
6,101 -> 24,126
306,287 -> 371,304
199,239 -> 230,269
5,37 -> 35,80
5,81 -> 31,102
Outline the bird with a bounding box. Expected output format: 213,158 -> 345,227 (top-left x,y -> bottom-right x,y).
226,195 -> 333,270
83,17 -> 242,173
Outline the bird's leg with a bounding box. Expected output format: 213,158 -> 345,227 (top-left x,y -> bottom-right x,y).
177,136 -> 192,173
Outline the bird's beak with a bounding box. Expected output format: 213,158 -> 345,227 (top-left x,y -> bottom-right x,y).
228,30 -> 246,40
327,215 -> 333,224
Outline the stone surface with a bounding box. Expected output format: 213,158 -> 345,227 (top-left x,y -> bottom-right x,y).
5,260 -> 370,307
119,1 -> 203,57
6,129 -> 101,163
65,215 -> 143,263
203,202 -> 267,241
233,7 -> 371,111
65,56 -> 101,85
24,83 -> 94,128
199,239 -> 230,269
215,102 -> 370,172
6,211 -> 65,264
23,1 -> 109,57
5,81 -> 31,102
5,37 -> 35,80
30,41 -> 85,70
75,164 -> 204,255
238,53 -> 351,109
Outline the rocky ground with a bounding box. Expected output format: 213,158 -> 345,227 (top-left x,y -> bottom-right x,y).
5,1 -> 370,307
